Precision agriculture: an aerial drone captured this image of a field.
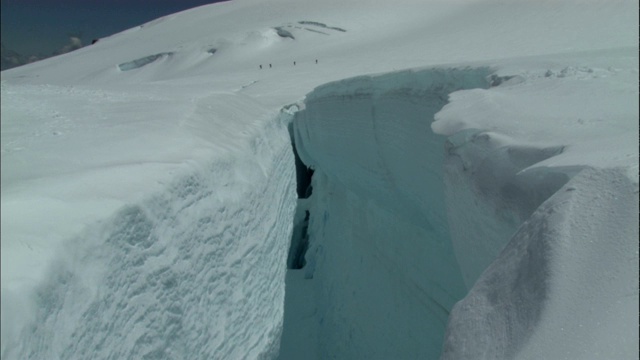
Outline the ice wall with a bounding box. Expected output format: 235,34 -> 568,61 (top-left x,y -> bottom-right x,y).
283,65 -> 638,359
284,68 -> 493,359
1,113 -> 297,360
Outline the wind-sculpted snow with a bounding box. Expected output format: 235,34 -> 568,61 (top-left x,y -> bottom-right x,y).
442,168 -> 639,360
1,112 -> 297,360
435,61 -> 639,356
442,130 -> 574,287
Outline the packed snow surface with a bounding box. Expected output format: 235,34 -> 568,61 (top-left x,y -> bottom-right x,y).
1,0 -> 638,359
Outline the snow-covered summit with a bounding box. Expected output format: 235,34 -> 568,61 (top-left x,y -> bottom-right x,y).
1,0 -> 638,359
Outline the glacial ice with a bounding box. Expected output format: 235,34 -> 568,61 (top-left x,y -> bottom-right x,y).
279,66 -> 638,359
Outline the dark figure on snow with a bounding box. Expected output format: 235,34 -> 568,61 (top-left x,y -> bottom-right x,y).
259,65 -> 262,69
269,64 -> 272,68
294,61 -> 296,66
315,59 -> 318,64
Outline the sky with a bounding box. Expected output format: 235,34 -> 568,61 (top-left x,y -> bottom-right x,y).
1,0 -> 228,56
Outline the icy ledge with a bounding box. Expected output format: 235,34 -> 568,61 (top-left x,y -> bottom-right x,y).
282,64 -> 638,359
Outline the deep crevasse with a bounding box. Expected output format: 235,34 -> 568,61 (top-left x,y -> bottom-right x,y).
283,68 -> 494,359
280,67 -> 638,359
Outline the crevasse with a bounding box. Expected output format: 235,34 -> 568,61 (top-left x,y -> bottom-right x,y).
278,67 -> 575,359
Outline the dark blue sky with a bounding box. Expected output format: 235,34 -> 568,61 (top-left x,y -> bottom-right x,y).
1,0 -> 228,56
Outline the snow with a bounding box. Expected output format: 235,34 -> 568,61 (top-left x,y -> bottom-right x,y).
442,167 -> 639,360
1,0 -> 638,359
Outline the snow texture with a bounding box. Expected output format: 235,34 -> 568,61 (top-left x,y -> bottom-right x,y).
1,0 -> 638,359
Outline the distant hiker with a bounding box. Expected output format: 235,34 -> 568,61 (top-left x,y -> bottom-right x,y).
315,59 -> 318,64
269,63 -> 272,68
259,64 -> 262,69
294,61 -> 296,66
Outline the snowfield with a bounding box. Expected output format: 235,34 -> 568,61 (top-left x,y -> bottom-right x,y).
1,0 -> 638,359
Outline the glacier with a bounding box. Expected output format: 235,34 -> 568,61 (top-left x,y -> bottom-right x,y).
1,0 -> 638,359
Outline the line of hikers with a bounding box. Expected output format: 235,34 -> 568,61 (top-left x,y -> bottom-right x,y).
259,59 -> 318,69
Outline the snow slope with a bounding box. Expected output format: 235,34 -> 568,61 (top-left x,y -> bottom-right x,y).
1,0 -> 638,359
